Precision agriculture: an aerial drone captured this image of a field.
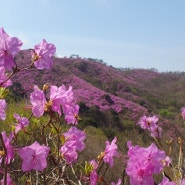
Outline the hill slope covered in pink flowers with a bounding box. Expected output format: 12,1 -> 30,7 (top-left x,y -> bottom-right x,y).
11,50 -> 185,139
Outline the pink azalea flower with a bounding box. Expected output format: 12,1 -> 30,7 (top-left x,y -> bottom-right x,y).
63,126 -> 86,151
181,107 -> 185,120
19,141 -> 50,172
30,85 -> 46,117
63,103 -> 80,124
127,156 -> 154,185
0,67 -> 12,87
103,137 -> 118,168
61,85 -> 80,124
50,85 -> 79,124
1,131 -> 14,164
1,173 -> 13,185
14,113 -> 29,134
49,85 -> 62,114
111,179 -> 122,185
126,141 -> 167,185
89,160 -> 98,185
182,179 -> 185,185
32,39 -> 56,69
0,27 -> 22,69
60,127 -> 86,164
0,99 -> 6,120
60,144 -> 78,164
89,160 -> 98,170
145,143 -> 167,174
50,84 -> 80,124
162,156 -> 172,167
90,170 -> 98,185
60,85 -> 74,103
137,115 -> 158,130
49,85 -> 70,115
158,177 -> 175,185
137,115 -> 162,138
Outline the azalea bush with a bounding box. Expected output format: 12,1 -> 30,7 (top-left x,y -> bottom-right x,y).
0,27 -> 185,185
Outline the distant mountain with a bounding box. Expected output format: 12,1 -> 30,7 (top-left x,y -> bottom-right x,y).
11,50 -> 185,139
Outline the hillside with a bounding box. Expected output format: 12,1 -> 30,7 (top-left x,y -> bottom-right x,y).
10,50 -> 185,140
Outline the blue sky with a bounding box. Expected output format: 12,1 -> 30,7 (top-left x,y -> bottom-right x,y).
0,0 -> 185,72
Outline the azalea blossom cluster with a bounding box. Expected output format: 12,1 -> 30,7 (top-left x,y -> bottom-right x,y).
0,27 -> 122,184
30,84 -> 79,124
137,115 -> 162,138
0,27 -> 185,185
60,126 -> 86,163
0,27 -> 56,121
126,141 -> 172,185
